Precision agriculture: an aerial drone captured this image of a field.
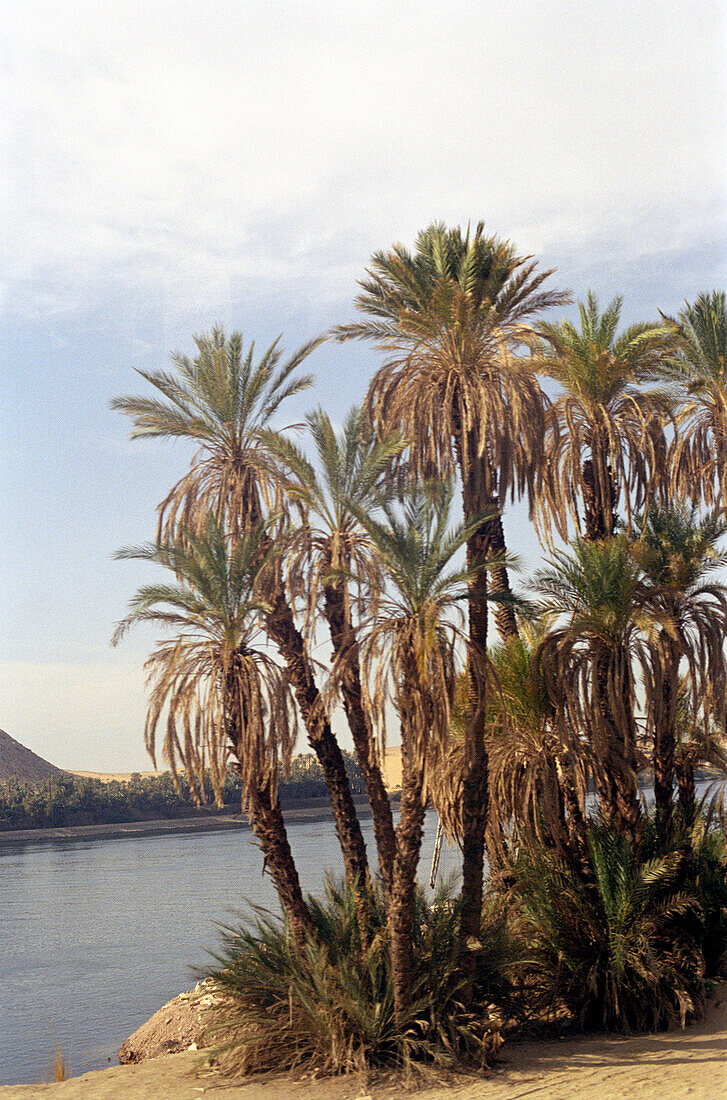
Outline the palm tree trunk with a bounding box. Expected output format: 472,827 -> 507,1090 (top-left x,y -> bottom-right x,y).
554,753 -> 587,853
459,518 -> 490,946
248,786 -> 314,947
264,577 -> 372,907
594,650 -> 641,832
223,663 -> 313,946
484,507 -> 520,643
654,632 -> 678,836
676,757 -> 696,823
613,674 -> 641,835
389,717 -> 427,1026
454,418 -> 491,958
582,441 -> 617,542
322,579 -> 396,894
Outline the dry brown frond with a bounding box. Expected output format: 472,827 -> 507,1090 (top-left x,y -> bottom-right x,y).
156,452 -> 283,545
533,389 -> 673,545
669,387 -> 727,508
365,343 -> 548,511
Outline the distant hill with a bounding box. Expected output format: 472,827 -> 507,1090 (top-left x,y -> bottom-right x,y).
0,729 -> 66,783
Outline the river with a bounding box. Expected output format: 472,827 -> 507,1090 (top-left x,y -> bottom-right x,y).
0,809 -> 458,1086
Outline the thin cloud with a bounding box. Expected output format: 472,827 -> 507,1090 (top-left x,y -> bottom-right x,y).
2,1 -> 724,319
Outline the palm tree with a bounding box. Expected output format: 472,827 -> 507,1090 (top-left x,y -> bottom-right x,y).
112,328 -> 371,901
660,291 -> 727,508
112,519 -> 314,945
112,327 -> 318,539
486,634 -> 589,860
632,505 -> 727,833
333,222 -> 568,946
262,406 -> 404,892
354,482 -> 476,1024
535,537 -> 648,833
672,697 -> 727,823
428,635 -> 589,872
535,292 -> 676,544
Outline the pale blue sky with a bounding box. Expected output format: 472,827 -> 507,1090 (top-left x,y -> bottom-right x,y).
1,0 -> 725,770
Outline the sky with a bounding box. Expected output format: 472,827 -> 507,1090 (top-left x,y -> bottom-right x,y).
1,0 -> 726,771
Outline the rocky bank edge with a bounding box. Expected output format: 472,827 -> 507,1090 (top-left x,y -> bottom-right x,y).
118,980 -> 227,1064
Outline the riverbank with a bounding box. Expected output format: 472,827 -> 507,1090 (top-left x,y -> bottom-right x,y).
0,795 -> 386,846
2,984 -> 725,1098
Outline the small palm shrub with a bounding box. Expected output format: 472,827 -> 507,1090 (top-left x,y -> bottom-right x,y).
681,796 -> 727,978
202,876 -> 506,1076
636,794 -> 727,980
507,821 -> 708,1032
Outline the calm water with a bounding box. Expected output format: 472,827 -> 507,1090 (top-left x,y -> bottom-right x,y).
0,810 -> 459,1086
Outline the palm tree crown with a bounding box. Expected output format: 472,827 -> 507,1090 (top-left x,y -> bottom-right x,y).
261,405 -> 404,631
663,291 -> 727,388
111,326 -> 320,538
535,291 -> 676,543
113,519 -> 296,808
633,503 -> 727,704
334,222 -> 566,502
633,505 -> 727,822
535,537 -> 648,830
357,484 -> 468,744
661,291 -> 727,506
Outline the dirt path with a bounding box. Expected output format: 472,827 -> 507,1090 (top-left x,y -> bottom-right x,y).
3,990 -> 726,1099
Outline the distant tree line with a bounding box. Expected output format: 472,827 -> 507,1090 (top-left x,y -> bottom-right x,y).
0,752 -> 366,831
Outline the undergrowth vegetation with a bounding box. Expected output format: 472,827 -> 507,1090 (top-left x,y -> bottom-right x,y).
204,877 -> 507,1076
201,802 -> 727,1076
505,818 -> 711,1032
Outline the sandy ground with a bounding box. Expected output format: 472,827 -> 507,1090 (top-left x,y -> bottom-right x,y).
2,989 -> 726,1100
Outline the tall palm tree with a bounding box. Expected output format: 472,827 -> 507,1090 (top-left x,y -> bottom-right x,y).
334,222 -> 568,946
535,538 -> 648,833
111,328 -> 371,901
262,406 -> 403,892
631,505 -> 727,833
354,483 -> 476,1024
535,292 -> 676,544
112,519 -> 314,945
660,291 -> 727,508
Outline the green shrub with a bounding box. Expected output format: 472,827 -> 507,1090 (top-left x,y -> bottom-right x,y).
202,876 -> 505,1077
507,820 -> 708,1032
684,798 -> 727,978
633,794 -> 727,980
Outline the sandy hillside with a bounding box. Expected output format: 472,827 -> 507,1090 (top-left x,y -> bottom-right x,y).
2,986 -> 725,1100
69,770 -> 168,783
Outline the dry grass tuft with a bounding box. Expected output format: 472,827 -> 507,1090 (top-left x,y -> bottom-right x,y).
52,1048 -> 68,1082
